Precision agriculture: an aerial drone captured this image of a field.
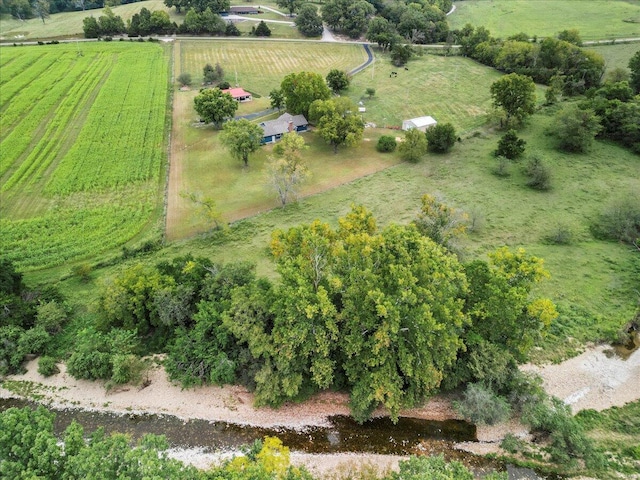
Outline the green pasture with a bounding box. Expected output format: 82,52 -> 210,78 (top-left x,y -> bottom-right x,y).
85,102 -> 639,365
590,42 -> 640,74
0,42 -> 170,271
449,0 -> 640,41
177,39 -> 367,92
348,51 -> 513,133
0,0 -> 179,41
233,20 -> 303,39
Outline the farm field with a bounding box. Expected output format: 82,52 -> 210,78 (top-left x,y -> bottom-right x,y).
177,40 -> 367,91
590,42 -> 640,74
0,42 -> 170,271
0,0 -> 180,41
449,0 -> 640,41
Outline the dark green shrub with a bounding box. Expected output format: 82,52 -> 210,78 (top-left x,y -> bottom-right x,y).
35,301 -> 68,334
109,354 -> 147,386
525,156 -> 551,190
18,327 -> 50,356
454,383 -> 511,425
218,81 -> 231,90
254,21 -> 271,37
426,122 -> 457,153
500,433 -> 522,453
67,350 -> 113,380
495,129 -> 526,159
376,135 -> 397,152
0,326 -> 25,375
177,73 -> 192,87
38,356 -> 59,377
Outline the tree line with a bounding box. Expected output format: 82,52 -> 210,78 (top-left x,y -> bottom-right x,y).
29,200 -> 555,424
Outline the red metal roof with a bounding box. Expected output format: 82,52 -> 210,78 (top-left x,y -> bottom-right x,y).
221,88 -> 251,99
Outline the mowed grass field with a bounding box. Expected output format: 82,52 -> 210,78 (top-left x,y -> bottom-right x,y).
0,42 -> 170,271
348,51 -> 508,133
590,42 -> 640,74
177,40 -> 367,92
0,0 -> 179,40
449,0 -> 640,40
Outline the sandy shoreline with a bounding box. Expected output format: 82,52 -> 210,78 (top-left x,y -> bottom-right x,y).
2,344 -> 639,472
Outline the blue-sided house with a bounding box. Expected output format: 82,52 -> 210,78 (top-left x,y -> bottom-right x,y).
260,113 -> 309,144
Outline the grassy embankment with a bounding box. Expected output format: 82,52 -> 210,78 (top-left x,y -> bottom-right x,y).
449,0 -> 640,41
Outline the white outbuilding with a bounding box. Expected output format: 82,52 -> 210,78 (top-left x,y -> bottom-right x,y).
402,116 -> 437,132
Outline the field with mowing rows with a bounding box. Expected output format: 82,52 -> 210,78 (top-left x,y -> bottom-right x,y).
0,42 -> 170,271
449,0 -> 640,41
177,40 -> 368,93
348,51 -> 508,134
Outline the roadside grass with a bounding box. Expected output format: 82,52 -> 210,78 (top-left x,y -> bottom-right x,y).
347,51 -> 507,133
448,0 -> 640,41
589,43 -> 640,74
177,39 -> 367,94
0,0 -> 180,41
233,21 -> 303,39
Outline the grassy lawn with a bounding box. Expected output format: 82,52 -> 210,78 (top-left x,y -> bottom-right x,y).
449,0 -> 640,41
177,39 -> 367,93
0,0 -> 179,41
589,42 -> 640,74
348,50 -> 516,133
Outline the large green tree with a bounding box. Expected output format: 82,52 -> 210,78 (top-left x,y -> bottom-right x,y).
311,98 -> 364,153
193,88 -> 238,128
398,128 -> 427,162
266,132 -> 309,206
326,69 -> 350,93
551,104 -> 601,153
280,71 -> 331,117
490,73 -> 537,126
220,119 -> 264,167
295,3 -> 323,37
276,0 -> 303,16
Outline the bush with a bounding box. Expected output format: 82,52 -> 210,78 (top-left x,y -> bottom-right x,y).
253,21 -> 271,37
225,22 -> 240,36
495,129 -> 526,159
454,383 -> 511,425
177,73 -> 192,87
18,327 -> 50,356
109,354 -> 147,386
524,156 -> 551,190
218,81 -> 231,90
376,135 -> 397,152
67,350 -> 113,380
523,396 -> 594,466
591,194 -> 640,245
36,301 -> 68,334
71,263 -> 92,282
550,104 -> 601,153
492,156 -> 511,177
426,123 -> 457,153
544,224 -> 574,245
38,356 -> 59,377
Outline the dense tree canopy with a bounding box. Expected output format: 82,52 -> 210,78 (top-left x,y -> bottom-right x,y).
310,98 -> 364,153
490,73 -> 537,126
193,88 -> 238,128
280,71 -> 331,117
220,119 -> 264,167
295,3 -> 323,37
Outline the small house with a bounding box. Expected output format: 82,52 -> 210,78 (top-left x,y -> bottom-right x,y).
221,87 -> 253,102
402,116 -> 437,132
228,6 -> 260,14
260,113 -> 309,144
